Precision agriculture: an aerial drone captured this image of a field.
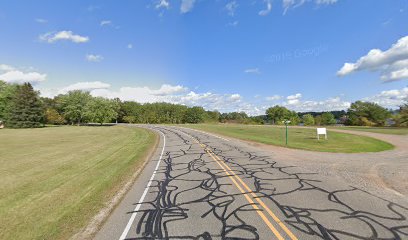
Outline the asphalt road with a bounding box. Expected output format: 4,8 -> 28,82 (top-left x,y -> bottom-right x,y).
94,125 -> 408,240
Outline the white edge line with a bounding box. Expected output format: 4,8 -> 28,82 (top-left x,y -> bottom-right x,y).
119,129 -> 166,240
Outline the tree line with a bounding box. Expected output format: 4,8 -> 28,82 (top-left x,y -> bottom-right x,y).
0,81 -> 221,128
0,81 -> 407,128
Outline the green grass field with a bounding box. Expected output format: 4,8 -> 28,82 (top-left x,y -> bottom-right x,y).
186,124 -> 394,153
330,126 -> 408,135
0,126 -> 156,240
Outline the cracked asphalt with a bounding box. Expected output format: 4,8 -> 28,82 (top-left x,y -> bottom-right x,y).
94,125 -> 408,240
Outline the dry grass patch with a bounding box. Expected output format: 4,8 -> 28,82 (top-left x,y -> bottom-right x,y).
0,126 -> 156,240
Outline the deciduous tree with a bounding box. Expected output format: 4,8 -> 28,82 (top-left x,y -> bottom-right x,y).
266,106 -> 299,125
57,90 -> 92,125
184,106 -> 206,123
396,103 -> 408,127
302,114 -> 315,126
347,101 -> 390,126
321,112 -> 336,125
45,108 -> 65,125
84,97 -> 118,125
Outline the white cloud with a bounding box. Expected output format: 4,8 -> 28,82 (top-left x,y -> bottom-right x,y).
280,89 -> 407,112
180,0 -> 196,13
286,93 -> 302,105
266,95 -> 282,101
59,81 -> 111,94
39,83 -> 259,114
36,83 -> 407,116
244,68 -> 261,74
0,64 -> 15,71
363,87 -> 408,108
127,44 -> 133,49
156,0 -> 170,9
0,64 -> 46,84
86,54 -> 104,62
100,20 -> 112,27
225,1 -> 238,16
35,18 -> 47,24
0,71 -> 46,84
283,94 -> 351,112
337,35 -> 408,81
39,31 -> 89,43
91,85 -> 188,104
229,94 -> 242,102
151,84 -> 187,95
259,0 -> 272,16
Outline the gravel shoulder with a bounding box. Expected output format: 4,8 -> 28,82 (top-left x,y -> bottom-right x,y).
198,127 -> 408,201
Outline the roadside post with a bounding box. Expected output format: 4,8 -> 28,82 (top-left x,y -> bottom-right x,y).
283,120 -> 291,145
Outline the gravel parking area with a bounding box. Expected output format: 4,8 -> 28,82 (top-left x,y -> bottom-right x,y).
236,128 -> 408,202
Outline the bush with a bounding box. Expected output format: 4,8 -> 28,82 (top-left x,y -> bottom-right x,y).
45,108 -> 65,125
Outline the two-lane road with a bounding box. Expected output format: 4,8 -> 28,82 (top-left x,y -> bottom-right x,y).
95,126 -> 408,240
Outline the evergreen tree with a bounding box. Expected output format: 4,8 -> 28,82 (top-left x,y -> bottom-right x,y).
8,82 -> 44,128
0,81 -> 18,124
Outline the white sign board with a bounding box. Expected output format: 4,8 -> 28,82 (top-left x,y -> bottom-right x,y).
317,128 -> 327,140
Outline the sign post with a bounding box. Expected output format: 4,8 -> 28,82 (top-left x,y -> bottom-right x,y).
317,128 -> 327,140
283,120 -> 291,145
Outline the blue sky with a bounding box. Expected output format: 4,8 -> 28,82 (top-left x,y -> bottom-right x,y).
0,0 -> 407,114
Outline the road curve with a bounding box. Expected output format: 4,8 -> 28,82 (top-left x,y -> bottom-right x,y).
94,125 -> 408,240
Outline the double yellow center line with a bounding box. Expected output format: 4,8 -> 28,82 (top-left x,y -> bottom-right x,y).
191,137 -> 298,240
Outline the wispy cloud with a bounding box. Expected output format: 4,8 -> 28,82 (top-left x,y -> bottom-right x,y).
226,21 -> 239,27
87,5 -> 101,12
39,31 -> 89,43
259,0 -> 272,16
283,0 -> 338,15
225,1 -> 238,16
156,0 -> 170,9
180,0 -> 196,13
100,20 -> 112,27
85,54 -> 104,62
244,68 -> 261,74
35,18 -> 48,24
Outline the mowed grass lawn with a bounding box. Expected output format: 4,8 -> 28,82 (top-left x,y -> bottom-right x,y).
0,126 -> 156,240
186,124 -> 394,153
330,126 -> 408,135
